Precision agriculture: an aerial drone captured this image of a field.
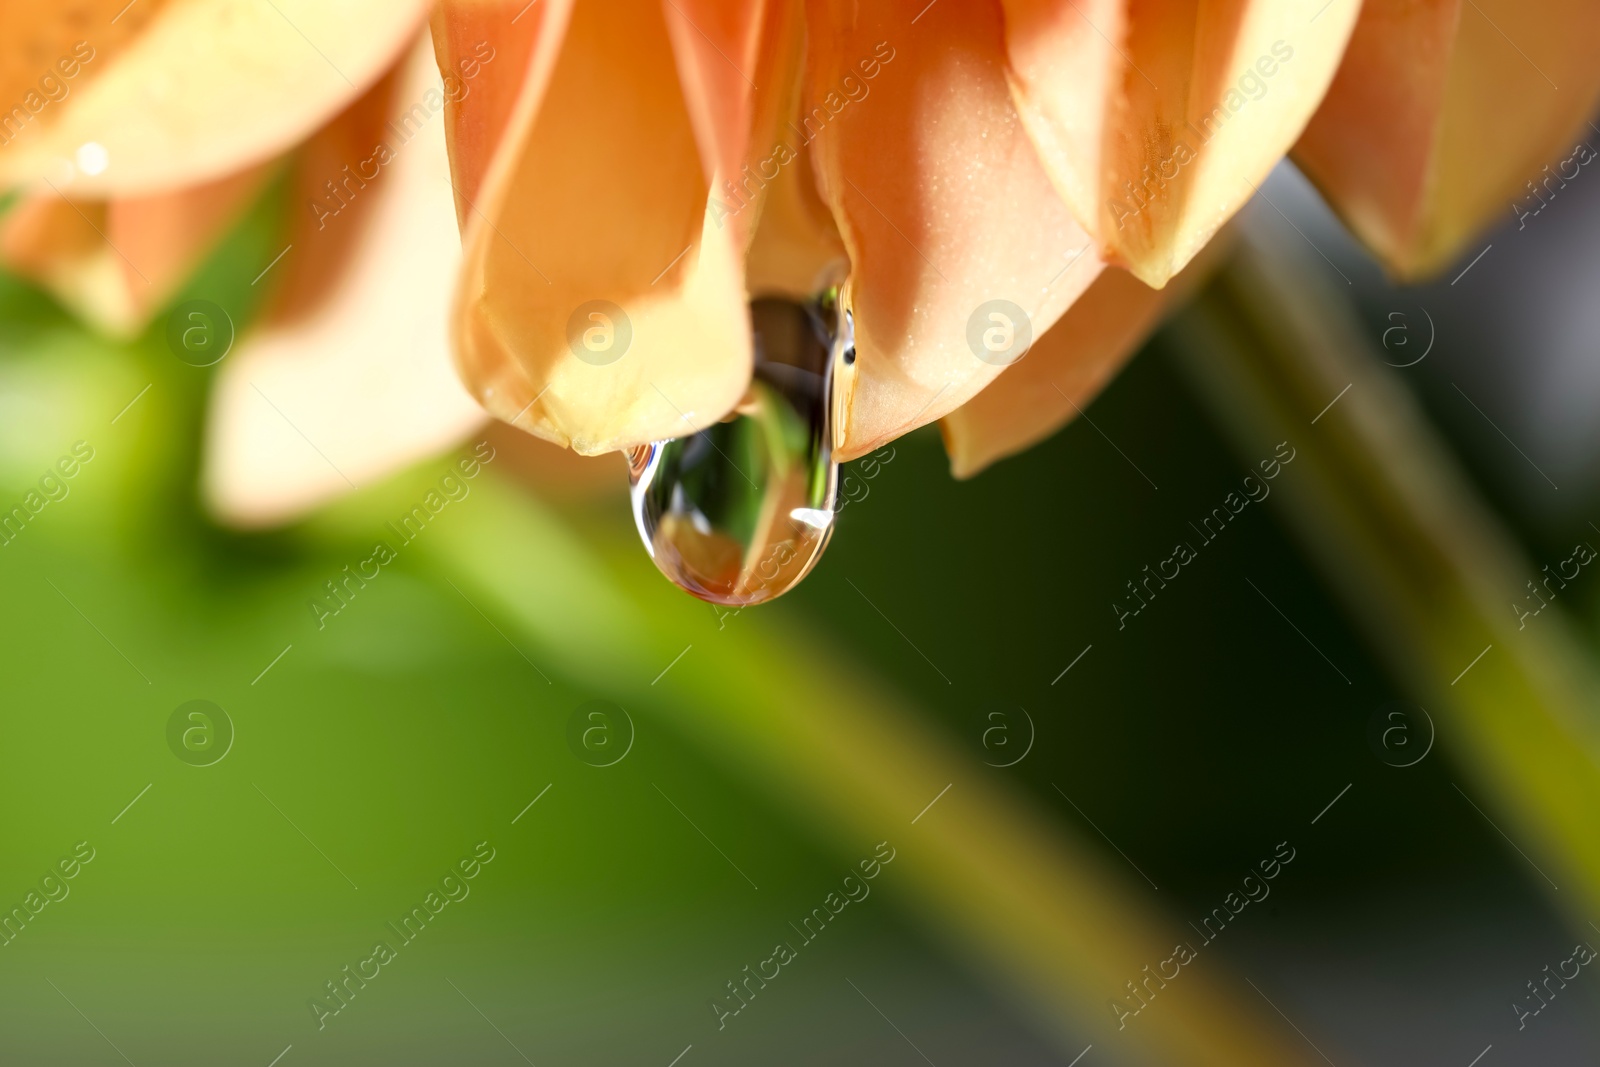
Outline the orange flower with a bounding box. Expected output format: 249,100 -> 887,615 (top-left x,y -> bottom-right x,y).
425,0 -> 1337,463
2,0 -> 1597,528
430,0 -> 1600,477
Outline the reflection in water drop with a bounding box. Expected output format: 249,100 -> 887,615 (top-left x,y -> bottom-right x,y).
629,291 -> 850,606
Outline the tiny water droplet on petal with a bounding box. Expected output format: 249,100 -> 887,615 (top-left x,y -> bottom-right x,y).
629,290 -> 850,605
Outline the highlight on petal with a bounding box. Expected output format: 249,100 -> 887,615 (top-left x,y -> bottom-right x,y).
806,0 -> 1106,463
1294,0 -> 1600,279
1002,0 -> 1359,288
0,163 -> 270,337
203,42 -> 484,528
436,0 -> 794,455
941,237 -> 1226,478
0,0 -> 429,198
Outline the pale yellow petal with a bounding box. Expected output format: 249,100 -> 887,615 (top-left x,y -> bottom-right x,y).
1004,0 -> 1359,287
204,43 -> 484,527
0,0 -> 429,197
440,0 -> 790,455
0,2 -> 171,120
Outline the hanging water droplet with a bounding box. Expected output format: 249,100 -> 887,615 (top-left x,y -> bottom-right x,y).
629,289 -> 851,606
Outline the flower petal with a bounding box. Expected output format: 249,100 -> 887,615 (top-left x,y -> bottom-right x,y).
665,0 -> 781,219
1294,0 -> 1600,278
806,0 -> 1105,463
204,42 -> 485,527
0,2 -> 169,128
438,0 -> 787,455
676,2 -> 847,299
940,268 -> 1164,479
744,134 -> 848,299
0,163 -> 271,336
0,0 -> 429,197
1002,0 -> 1359,287
994,0 -> 1124,238
940,239 -> 1225,477
429,0 -> 551,219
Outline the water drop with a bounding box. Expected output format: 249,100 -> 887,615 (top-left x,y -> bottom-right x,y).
629,289 -> 850,606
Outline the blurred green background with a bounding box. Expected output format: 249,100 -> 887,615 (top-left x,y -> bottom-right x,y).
2,162 -> 1600,1067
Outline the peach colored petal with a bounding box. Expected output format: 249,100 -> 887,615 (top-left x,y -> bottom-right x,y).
203,42 -> 484,527
110,165 -> 273,299
744,135 -> 848,300
0,2 -> 171,119
1003,0 -> 1359,288
1290,1 -> 1459,276
430,0 -> 546,225
941,238 -> 1225,478
734,2 -> 848,300
439,0 -> 787,455
0,163 -> 270,336
996,0 -> 1124,239
0,0 -> 429,198
1295,0 -> 1600,279
264,51 -> 404,327
665,1 -> 768,206
806,0 -> 1106,463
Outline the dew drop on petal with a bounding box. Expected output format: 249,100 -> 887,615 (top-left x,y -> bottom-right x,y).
628,289 -> 851,606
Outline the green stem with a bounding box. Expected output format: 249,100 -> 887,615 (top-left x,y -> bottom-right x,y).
409,476 -> 1325,1066
1168,228 -> 1600,925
